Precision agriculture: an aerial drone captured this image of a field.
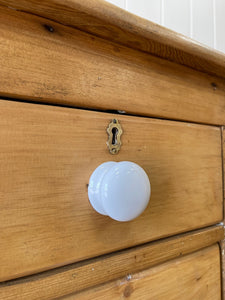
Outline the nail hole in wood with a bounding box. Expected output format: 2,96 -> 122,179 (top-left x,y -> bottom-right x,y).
211,82 -> 217,90
44,24 -> 54,33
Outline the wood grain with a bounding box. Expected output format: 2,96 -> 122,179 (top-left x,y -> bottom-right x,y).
221,240 -> 225,299
0,0 -> 225,81
220,127 -> 225,300
0,227 -> 223,300
0,100 -> 222,282
1,6 -> 225,125
61,245 -> 221,300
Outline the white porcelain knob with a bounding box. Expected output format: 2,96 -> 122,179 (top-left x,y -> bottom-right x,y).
88,161 -> 151,222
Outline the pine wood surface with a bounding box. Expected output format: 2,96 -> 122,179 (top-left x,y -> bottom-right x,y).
60,245 -> 221,300
0,100 -> 222,282
0,227 -> 223,300
221,240 -> 225,299
0,0 -> 225,80
0,1 -> 224,297
1,6 -> 225,124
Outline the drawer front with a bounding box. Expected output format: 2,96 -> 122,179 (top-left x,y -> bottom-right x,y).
0,100 -> 222,281
0,227 -> 222,300
66,245 -> 221,300
1,6 -> 225,126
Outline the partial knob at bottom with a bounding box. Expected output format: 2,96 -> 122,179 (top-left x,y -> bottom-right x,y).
88,161 -> 151,222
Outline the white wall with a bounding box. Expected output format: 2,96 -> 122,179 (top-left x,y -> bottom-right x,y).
106,0 -> 225,53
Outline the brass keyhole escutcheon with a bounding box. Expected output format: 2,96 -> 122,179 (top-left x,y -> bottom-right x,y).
107,119 -> 123,154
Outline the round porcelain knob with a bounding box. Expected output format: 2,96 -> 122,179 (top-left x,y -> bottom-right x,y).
88,161 -> 151,222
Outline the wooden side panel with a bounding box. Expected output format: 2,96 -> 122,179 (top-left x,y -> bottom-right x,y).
62,245 -> 221,300
0,100 -> 222,282
1,6 -> 225,125
221,240 -> 225,299
0,227 -> 223,300
221,126 -> 225,300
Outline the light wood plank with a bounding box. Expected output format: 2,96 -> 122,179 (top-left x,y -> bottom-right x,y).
1,7 -> 225,124
0,0 -> 225,80
61,245 -> 221,300
0,227 -> 223,300
0,100 -> 222,282
220,240 -> 225,299
220,126 -> 225,300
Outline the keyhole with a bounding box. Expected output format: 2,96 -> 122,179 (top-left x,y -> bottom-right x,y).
112,127 -> 118,145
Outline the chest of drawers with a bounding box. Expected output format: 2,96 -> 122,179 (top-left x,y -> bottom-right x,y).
0,0 -> 224,299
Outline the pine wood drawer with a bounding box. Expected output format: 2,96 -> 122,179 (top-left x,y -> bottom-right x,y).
0,100 -> 223,282
66,245 -> 221,300
0,227 -> 223,300
1,4 -> 225,126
